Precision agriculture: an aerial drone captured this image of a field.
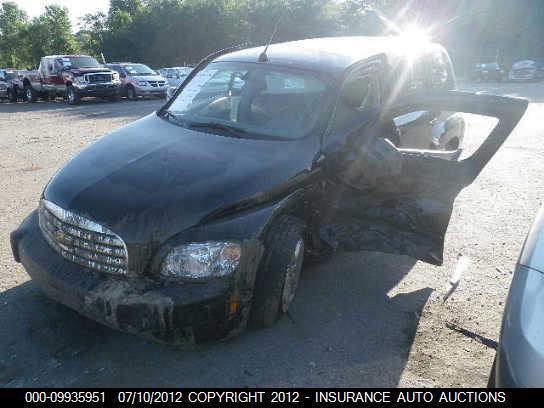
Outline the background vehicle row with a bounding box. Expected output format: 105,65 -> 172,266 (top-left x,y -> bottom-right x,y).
1,56 -> 172,104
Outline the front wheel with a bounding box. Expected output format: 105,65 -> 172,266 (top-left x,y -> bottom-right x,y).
126,86 -> 137,100
249,216 -> 305,328
67,86 -> 80,105
24,85 -> 36,103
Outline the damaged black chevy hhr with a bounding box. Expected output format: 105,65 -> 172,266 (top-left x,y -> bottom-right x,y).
11,37 -> 528,345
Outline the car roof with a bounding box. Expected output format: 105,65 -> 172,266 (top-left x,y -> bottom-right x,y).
108,62 -> 147,66
45,55 -> 95,59
215,36 -> 446,78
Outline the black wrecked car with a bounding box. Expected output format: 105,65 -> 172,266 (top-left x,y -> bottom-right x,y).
10,37 -> 527,345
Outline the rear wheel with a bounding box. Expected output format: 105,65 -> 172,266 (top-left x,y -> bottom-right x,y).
67,86 -> 80,105
249,216 -> 305,328
127,86 -> 137,100
24,85 -> 36,103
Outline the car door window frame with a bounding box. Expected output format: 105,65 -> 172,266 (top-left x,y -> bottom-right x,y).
322,56 -> 385,147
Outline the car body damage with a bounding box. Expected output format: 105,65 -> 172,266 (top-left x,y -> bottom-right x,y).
10,37 -> 528,344
14,210 -> 265,345
318,92 -> 528,265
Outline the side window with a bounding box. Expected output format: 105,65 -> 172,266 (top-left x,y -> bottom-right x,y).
406,51 -> 453,92
46,58 -> 56,75
329,70 -> 380,135
40,58 -> 47,76
53,59 -> 62,74
390,51 -> 457,150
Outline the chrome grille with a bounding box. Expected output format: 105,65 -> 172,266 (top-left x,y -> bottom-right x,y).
86,73 -> 112,83
147,80 -> 166,87
38,200 -> 128,275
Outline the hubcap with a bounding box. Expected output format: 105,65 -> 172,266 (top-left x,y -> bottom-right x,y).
68,89 -> 74,103
281,238 -> 304,313
26,88 -> 31,101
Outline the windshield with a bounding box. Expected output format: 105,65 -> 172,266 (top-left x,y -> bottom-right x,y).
167,62 -> 328,140
123,64 -> 156,76
4,71 -> 17,80
175,67 -> 192,76
60,56 -> 102,69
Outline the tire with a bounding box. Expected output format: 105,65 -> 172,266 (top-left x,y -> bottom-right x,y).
24,85 -> 36,103
249,215 -> 305,328
127,86 -> 137,100
67,86 -> 80,105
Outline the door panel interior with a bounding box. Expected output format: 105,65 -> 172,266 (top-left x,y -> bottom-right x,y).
320,91 -> 528,265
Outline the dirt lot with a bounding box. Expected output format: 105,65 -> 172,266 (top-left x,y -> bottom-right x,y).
1,83 -> 543,387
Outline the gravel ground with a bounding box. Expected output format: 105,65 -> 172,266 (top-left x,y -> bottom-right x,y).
0,83 -> 543,387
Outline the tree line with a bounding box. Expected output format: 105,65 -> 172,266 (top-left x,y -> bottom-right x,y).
1,0 -> 543,70
0,0 -> 390,69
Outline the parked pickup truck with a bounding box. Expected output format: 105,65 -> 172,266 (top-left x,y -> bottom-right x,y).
22,55 -> 121,104
0,68 -> 27,102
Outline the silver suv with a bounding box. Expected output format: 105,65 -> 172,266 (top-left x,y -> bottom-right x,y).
106,63 -> 167,99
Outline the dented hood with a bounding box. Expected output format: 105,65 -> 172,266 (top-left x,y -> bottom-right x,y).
43,113 -> 320,244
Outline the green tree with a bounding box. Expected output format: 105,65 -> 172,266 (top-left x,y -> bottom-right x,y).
21,5 -> 77,65
0,2 -> 28,67
78,11 -> 108,58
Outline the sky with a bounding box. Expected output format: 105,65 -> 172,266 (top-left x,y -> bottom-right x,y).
4,0 -> 110,30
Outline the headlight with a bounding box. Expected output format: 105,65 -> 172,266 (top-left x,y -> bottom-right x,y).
112,71 -> 119,81
160,241 -> 241,280
74,76 -> 87,84
138,80 -> 148,86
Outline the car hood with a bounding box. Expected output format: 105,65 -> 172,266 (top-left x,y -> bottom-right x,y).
130,74 -> 166,82
512,60 -> 536,69
43,114 -> 320,245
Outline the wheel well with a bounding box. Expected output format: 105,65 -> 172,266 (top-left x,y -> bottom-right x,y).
23,78 -> 30,87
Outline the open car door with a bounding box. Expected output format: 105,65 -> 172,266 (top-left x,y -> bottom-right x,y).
319,91 -> 528,265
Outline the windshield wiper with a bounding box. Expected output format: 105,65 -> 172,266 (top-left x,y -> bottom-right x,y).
161,113 -> 249,138
188,122 -> 249,138
162,111 -> 189,126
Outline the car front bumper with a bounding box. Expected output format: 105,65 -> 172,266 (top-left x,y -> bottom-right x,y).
10,211 -> 262,346
135,87 -> 167,97
74,82 -> 121,97
508,72 -> 538,81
